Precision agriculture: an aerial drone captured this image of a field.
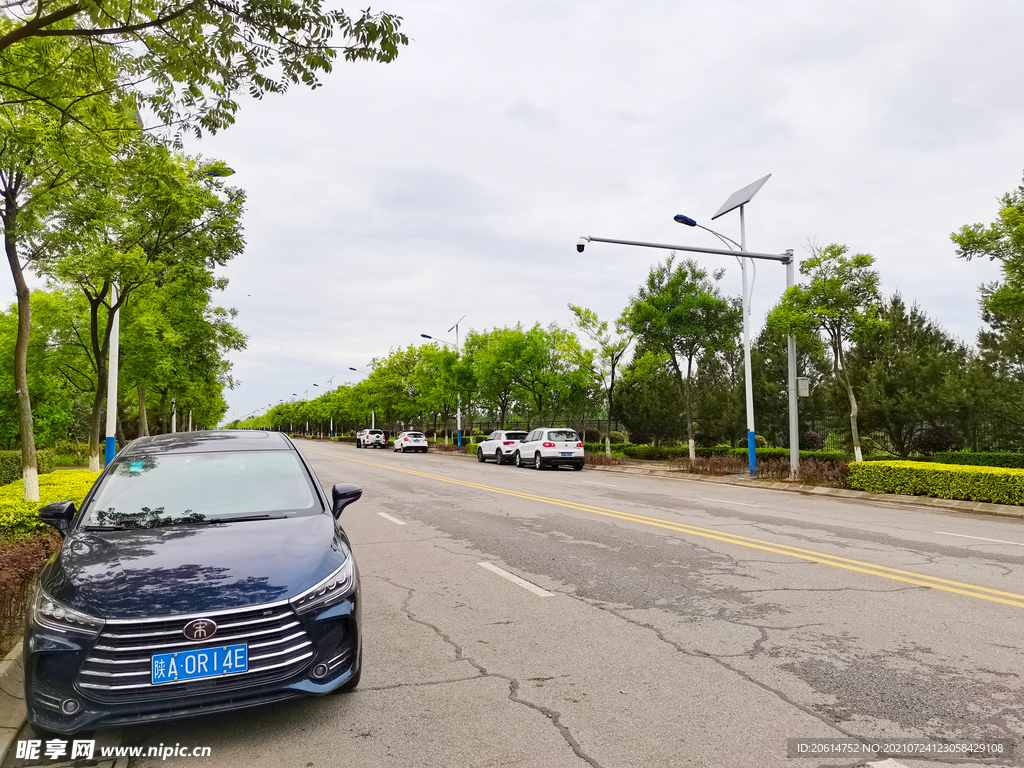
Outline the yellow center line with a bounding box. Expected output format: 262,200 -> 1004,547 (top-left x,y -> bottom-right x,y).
304,448 -> 1024,610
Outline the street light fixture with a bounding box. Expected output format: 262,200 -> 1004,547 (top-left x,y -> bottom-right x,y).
348,368 -> 375,428
420,319 -> 465,450
577,175 -> 800,478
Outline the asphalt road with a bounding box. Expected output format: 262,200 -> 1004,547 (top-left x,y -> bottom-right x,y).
8,440 -> 1024,767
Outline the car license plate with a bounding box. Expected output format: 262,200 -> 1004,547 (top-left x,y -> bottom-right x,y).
560,452 -> 573,457
151,644 -> 248,685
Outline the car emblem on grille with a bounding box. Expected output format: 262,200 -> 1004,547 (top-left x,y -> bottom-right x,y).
183,619 -> 217,640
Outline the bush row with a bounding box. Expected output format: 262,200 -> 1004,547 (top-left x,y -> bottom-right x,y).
0,469 -> 100,541
728,447 -> 849,463
848,461 -> 1024,506
930,452 -> 1024,469
0,450 -> 55,487
584,442 -> 631,454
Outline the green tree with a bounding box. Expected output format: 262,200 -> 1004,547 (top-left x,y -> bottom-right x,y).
768,244 -> 881,462
35,144 -> 244,468
569,304 -> 632,456
621,256 -> 741,460
611,350 -> 684,445
846,294 -> 968,459
0,35 -> 128,497
952,175 -> 1024,442
0,5 -> 408,136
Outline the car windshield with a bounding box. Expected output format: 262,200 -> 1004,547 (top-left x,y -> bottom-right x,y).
547,430 -> 579,442
368,430 -> 383,435
407,433 -> 425,438
82,450 -> 322,529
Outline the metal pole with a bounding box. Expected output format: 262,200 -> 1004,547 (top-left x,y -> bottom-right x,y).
104,284 -> 121,466
171,398 -> 176,433
455,323 -> 462,451
786,252 -> 799,480
739,206 -> 756,477
188,409 -> 192,432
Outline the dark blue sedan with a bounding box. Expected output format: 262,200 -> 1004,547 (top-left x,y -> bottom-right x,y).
24,430 -> 362,734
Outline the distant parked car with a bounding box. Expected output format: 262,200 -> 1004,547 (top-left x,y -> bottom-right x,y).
513,428 -> 584,470
356,429 -> 386,449
477,430 -> 529,464
394,432 -> 428,453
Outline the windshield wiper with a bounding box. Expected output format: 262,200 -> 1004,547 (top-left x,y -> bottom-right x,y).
83,525 -> 129,531
203,514 -> 284,524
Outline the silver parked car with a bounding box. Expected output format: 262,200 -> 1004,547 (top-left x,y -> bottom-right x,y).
513,428 -> 585,471
476,430 -> 528,464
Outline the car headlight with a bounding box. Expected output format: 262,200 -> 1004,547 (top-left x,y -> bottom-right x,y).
31,588 -> 104,638
289,557 -> 355,615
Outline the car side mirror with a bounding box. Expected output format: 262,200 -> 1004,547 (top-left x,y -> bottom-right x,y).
38,500 -> 76,537
331,483 -> 362,517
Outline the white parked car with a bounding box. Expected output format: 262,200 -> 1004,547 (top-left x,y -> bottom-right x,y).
356,429 -> 386,448
394,431 -> 429,453
477,430 -> 528,464
513,428 -> 585,471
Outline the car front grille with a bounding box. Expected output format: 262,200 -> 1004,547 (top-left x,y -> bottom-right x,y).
77,601 -> 314,703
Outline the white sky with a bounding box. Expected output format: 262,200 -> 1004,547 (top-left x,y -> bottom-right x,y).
10,0 -> 1021,424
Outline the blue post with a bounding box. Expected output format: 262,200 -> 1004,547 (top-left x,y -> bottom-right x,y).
457,429 -> 462,451
747,431 -> 757,477
104,436 -> 117,466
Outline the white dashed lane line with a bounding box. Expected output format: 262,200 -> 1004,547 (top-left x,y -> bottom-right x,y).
935,531 -> 1024,547
377,512 -> 407,525
477,563 -> 554,597
582,481 -> 618,487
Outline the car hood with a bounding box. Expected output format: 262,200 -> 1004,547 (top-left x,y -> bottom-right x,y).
42,514 -> 348,619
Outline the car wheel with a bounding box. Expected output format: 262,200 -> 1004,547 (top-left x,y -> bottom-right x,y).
477,448 -> 485,462
514,451 -> 523,468
572,463 -> 584,471
495,450 -> 504,465
534,452 -> 543,470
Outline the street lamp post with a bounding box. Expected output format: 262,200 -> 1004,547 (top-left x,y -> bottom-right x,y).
349,367 -> 374,428
103,283 -> 121,466
421,316 -> 465,450
577,176 -> 799,478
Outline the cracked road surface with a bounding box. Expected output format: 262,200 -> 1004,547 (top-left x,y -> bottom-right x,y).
51,442 -> 1024,767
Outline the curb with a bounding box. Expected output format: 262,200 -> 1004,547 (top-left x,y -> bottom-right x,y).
586,464 -> 1024,519
0,641 -> 26,761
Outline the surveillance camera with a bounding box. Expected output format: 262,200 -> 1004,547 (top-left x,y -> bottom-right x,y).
576,237 -> 588,253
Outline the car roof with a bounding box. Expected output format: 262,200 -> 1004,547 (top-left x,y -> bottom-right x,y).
122,430 -> 294,456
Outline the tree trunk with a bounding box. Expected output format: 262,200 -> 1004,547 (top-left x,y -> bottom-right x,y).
4,203 -> 38,500
685,354 -> 696,461
838,353 -> 863,462
138,385 -> 149,436
88,385 -> 104,472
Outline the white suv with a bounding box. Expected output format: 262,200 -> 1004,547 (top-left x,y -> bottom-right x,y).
476,430 -> 528,464
513,428 -> 584,471
356,429 -> 386,448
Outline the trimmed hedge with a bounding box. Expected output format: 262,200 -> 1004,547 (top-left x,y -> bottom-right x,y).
584,442 -> 630,454
728,447 -> 848,463
931,452 -> 1024,469
0,450 -> 55,487
848,460 -> 1024,506
0,468 -> 100,541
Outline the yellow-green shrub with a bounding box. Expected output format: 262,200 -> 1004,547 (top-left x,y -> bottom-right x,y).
0,469 -> 100,541
848,460 -> 1024,506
